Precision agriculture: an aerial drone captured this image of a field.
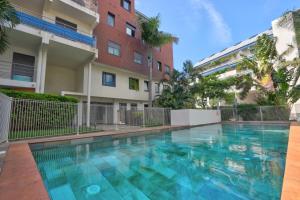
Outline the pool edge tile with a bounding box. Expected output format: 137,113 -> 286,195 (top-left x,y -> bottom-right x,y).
281,122 -> 300,200
0,144 -> 50,200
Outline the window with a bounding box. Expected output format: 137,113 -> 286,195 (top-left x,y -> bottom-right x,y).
107,12 -> 115,27
121,0 -> 131,11
108,41 -> 121,56
144,81 -> 149,92
134,52 -> 143,64
12,52 -> 35,82
155,47 -> 161,52
102,72 -> 116,87
157,61 -> 162,72
165,65 -> 170,74
131,103 -> 137,110
163,84 -> 169,90
155,83 -> 160,93
129,78 -> 139,91
55,17 -> 77,31
126,23 -> 136,37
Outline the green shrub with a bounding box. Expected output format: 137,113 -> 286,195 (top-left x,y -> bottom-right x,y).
0,89 -> 78,103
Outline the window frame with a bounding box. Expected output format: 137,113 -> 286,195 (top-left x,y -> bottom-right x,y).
126,22 -> 136,37
55,17 -> 77,32
165,65 -> 171,74
121,0 -> 131,12
144,80 -> 149,92
155,83 -> 160,94
102,72 -> 116,87
107,12 -> 115,27
129,77 -> 139,91
157,61 -> 162,72
108,41 -> 121,57
134,52 -> 143,64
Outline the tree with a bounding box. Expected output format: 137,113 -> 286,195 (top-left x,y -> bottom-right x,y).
0,0 -> 19,54
192,73 -> 237,108
139,15 -> 178,107
237,34 -> 300,105
154,60 -> 198,109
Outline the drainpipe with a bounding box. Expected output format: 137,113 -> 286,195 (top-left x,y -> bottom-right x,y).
87,63 -> 92,127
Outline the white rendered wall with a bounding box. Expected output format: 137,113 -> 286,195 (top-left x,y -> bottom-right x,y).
171,109 -> 221,126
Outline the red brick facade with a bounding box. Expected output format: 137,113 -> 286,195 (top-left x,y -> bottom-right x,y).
94,0 -> 174,80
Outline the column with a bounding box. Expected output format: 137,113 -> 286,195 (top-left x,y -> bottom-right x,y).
113,102 -> 119,125
86,63 -> 92,127
35,45 -> 48,93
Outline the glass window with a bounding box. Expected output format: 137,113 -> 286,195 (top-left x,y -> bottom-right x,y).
107,12 -> 115,27
165,65 -> 170,74
129,78 -> 139,91
121,0 -> 131,11
102,72 -> 116,87
144,81 -> 149,92
126,23 -> 136,37
12,52 -> 35,82
157,61 -> 162,72
131,103 -> 137,110
134,52 -> 143,64
108,41 -> 121,56
55,17 -> 77,31
155,83 -> 160,93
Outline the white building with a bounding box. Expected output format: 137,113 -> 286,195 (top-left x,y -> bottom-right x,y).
194,9 -> 300,105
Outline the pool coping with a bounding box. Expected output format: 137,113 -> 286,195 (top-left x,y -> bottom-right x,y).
281,122 -> 300,200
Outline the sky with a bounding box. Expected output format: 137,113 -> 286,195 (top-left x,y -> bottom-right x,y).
135,0 -> 300,71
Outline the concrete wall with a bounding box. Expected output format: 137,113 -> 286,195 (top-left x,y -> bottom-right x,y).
45,65 -> 78,95
171,109 -> 221,126
272,13 -> 299,61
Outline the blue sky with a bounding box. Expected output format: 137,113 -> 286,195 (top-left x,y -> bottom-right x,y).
135,0 -> 300,70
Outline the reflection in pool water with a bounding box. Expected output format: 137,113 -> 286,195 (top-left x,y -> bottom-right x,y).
31,124 -> 289,200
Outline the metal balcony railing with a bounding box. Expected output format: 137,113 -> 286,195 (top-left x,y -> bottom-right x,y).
16,11 -> 96,47
70,0 -> 98,12
0,60 -> 36,82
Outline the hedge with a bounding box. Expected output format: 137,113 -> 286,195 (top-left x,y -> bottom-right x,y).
0,89 -> 78,103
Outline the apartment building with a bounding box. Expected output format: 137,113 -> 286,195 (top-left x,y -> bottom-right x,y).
91,0 -> 173,110
0,0 -> 174,118
194,10 -> 300,105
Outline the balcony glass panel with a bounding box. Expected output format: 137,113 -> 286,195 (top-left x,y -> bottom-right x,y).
16,11 -> 96,47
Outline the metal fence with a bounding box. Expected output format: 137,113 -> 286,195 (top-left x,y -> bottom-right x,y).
0,94 -> 171,141
9,99 -> 79,140
0,93 -> 12,143
220,106 -> 291,122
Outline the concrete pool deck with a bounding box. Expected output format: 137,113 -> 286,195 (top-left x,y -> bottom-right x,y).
0,123 -> 299,200
281,122 -> 300,200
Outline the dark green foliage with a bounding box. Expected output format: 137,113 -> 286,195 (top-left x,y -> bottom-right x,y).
0,89 -> 78,103
0,0 -> 20,54
154,60 -> 198,109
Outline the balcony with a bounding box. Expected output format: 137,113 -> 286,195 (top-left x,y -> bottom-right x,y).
16,11 -> 96,47
0,60 -> 36,88
70,0 -> 98,12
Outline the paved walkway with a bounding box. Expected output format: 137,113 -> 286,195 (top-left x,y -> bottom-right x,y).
281,122 -> 300,200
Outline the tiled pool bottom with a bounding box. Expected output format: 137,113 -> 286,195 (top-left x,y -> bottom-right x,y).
31,124 -> 289,200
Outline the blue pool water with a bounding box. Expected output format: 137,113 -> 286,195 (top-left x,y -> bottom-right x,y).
31,124 -> 290,200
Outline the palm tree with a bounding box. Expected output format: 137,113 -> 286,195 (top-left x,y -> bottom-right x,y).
139,15 -> 178,107
0,0 -> 19,54
237,34 -> 300,105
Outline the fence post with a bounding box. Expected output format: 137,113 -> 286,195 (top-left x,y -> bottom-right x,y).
260,107 -> 263,122
142,109 -> 145,128
76,103 -> 81,135
162,108 -> 165,126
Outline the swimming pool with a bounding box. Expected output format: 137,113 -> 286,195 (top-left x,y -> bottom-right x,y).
31,123 -> 290,200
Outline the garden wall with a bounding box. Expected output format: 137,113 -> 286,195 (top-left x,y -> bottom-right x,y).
171,109 -> 221,126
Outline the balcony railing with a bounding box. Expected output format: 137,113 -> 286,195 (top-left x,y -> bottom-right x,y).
70,0 -> 98,12
16,11 -> 96,47
0,60 -> 36,83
